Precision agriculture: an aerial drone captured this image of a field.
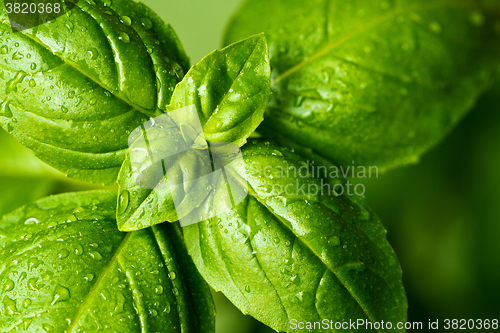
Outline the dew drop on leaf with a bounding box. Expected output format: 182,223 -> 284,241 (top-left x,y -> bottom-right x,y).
0,100 -> 12,118
120,16 -> 132,26
12,51 -> 24,60
88,48 -> 99,60
28,79 -> 36,87
51,285 -> 70,305
0,45 -> 8,54
3,297 -> 18,315
140,17 -> 153,30
58,249 -> 70,259
28,278 -> 39,291
4,279 -> 14,292
295,291 -> 315,308
74,243 -> 84,255
330,235 -> 340,247
41,323 -> 54,332
65,21 -> 74,31
245,285 -> 251,293
118,32 -> 130,43
22,298 -> 32,308
154,285 -> 164,294
118,190 -> 130,215
89,251 -> 103,260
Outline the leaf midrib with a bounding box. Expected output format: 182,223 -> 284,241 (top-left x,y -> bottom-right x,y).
271,0 -> 478,86
0,11 -> 158,119
66,232 -> 131,333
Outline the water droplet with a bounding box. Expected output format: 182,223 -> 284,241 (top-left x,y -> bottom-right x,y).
273,237 -> 280,243
172,287 -> 179,296
28,257 -> 42,270
29,79 -> 36,87
42,323 -> 54,332
245,285 -> 251,293
290,275 -> 300,286
88,48 -> 99,60
51,285 -> 70,305
46,96 -> 51,101
0,100 -> 12,118
61,105 -> 68,113
58,249 -> 70,259
3,297 -> 18,315
469,11 -> 485,26
28,278 -> 39,291
65,21 -> 74,31
74,244 -> 84,255
84,273 -> 95,282
68,91 -> 75,98
118,32 -> 130,43
12,51 -> 23,60
428,22 -> 442,34
118,190 -> 130,215
330,235 -> 340,247
102,0 -> 112,5
6,72 -> 26,94
295,291 -> 315,308
22,298 -> 32,308
120,16 -> 132,26
89,251 -> 103,260
140,17 -> 153,30
4,279 -> 14,292
86,0 -> 95,5
149,308 -> 158,316
89,97 -> 96,105
169,272 -> 176,280
0,45 -> 8,54
155,285 -> 164,294
257,185 -> 272,193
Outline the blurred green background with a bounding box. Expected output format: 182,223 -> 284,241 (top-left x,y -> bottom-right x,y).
1,0 -> 499,332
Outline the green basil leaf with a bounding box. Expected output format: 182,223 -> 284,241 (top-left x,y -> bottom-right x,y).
183,140 -> 407,332
116,34 -> 271,231
0,190 -> 215,332
224,0 -> 500,171
0,0 -> 188,184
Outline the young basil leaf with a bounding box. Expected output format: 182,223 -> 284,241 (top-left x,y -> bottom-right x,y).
0,0 -> 189,184
183,140 -> 407,332
0,190 -> 215,333
116,34 -> 271,231
224,0 -> 500,172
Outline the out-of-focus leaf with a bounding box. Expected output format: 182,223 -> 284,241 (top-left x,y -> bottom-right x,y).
224,0 -> 500,171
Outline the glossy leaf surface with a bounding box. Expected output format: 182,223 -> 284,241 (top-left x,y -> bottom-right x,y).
0,190 -> 215,332
224,0 -> 500,171
183,140 -> 407,332
0,0 -> 189,184
117,34 -> 271,231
